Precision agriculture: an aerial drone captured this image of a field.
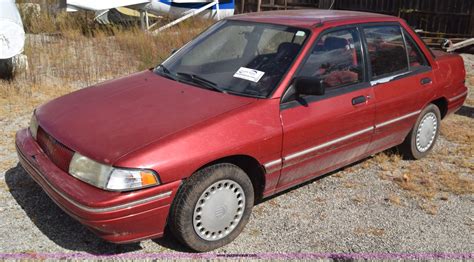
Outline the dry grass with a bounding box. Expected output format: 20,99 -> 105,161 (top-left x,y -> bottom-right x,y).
440,116 -> 474,167
419,202 -> 438,215
368,77 -> 473,214
354,227 -> 385,237
373,152 -> 402,172
114,19 -> 212,70
1,8 -> 213,103
384,194 -> 402,206
370,113 -> 474,214
352,194 -> 365,203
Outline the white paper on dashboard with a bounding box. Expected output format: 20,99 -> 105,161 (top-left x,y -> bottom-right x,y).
233,67 -> 265,83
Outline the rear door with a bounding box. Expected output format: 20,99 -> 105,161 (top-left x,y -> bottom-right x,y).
277,26 -> 375,191
362,24 -> 436,153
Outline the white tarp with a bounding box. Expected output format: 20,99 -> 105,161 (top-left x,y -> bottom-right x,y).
67,0 -> 149,11
0,0 -> 25,59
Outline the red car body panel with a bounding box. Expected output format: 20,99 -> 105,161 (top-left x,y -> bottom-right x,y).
114,98 -> 284,185
367,69 -> 436,153
16,129 -> 181,243
36,71 -> 256,165
15,10 -> 467,243
229,9 -> 392,28
278,87 -> 376,189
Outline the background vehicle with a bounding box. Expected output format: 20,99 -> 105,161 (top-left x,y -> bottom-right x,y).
16,10 -> 467,252
66,0 -> 235,31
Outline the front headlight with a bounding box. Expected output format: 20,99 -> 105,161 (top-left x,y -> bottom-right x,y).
29,113 -> 39,140
68,152 -> 160,191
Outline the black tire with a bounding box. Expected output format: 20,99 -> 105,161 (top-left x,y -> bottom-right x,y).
0,58 -> 14,80
399,104 -> 441,160
168,163 -> 254,252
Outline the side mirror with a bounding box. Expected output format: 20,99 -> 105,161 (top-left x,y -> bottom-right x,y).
294,77 -> 325,96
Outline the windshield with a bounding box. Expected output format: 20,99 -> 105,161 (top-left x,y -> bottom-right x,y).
155,20 -> 310,98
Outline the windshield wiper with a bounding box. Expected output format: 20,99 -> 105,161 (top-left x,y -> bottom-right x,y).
176,72 -> 227,94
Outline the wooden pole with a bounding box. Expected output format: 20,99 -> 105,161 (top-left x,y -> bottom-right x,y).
241,0 -> 245,13
257,0 -> 261,12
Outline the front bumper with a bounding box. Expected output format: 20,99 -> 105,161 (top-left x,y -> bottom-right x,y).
15,129 -> 181,243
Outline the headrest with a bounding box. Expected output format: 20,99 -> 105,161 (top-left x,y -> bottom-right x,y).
324,36 -> 348,51
277,42 -> 300,56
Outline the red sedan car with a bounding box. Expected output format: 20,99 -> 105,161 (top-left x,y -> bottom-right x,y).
16,10 -> 467,251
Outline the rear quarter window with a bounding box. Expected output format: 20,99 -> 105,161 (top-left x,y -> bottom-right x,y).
403,30 -> 429,68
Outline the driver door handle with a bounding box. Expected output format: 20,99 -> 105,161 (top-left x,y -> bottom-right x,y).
421,77 -> 432,85
352,96 -> 367,105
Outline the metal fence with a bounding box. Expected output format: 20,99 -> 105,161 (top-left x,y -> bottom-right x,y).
239,0 -> 474,37
328,0 -> 474,37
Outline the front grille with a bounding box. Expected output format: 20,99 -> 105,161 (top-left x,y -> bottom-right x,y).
36,127 -> 74,172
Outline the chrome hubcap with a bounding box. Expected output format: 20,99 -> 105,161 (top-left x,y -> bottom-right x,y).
193,179 -> 245,241
416,112 -> 438,152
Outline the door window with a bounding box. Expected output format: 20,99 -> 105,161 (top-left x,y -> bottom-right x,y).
364,25 -> 409,78
298,28 -> 364,90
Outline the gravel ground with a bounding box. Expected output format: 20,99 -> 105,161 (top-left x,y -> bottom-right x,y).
0,55 -> 473,258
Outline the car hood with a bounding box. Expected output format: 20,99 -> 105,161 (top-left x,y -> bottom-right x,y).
36,70 -> 256,164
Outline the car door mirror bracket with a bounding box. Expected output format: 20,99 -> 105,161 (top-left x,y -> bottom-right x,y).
294,77 -> 326,97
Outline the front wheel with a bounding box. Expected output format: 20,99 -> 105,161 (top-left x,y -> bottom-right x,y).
399,104 -> 441,160
168,163 -> 254,252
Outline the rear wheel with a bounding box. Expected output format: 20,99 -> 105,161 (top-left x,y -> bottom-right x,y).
399,104 -> 441,160
168,163 -> 254,252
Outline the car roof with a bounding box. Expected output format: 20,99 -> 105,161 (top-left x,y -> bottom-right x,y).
229,9 -> 396,28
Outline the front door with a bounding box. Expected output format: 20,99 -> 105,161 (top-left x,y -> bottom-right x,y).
277,26 -> 375,191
